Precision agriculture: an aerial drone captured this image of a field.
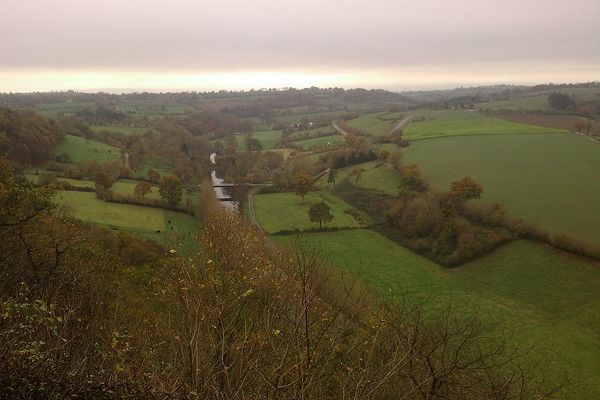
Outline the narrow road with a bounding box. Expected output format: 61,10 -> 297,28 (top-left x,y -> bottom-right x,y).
389,115 -> 414,135
331,120 -> 351,137
247,188 -> 262,231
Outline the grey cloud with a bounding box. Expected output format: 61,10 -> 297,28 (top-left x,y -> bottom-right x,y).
0,0 -> 598,85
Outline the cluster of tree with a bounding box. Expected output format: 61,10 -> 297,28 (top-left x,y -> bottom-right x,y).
327,134 -> 378,168
386,170 -> 514,265
75,106 -> 127,123
547,92 -> 577,110
0,107 -> 64,165
175,111 -> 252,138
215,150 -> 284,184
1,159 -> 565,398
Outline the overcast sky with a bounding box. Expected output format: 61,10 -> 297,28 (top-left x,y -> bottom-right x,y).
1,0 -> 599,92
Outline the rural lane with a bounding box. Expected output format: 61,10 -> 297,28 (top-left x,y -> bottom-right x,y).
390,115 -> 414,135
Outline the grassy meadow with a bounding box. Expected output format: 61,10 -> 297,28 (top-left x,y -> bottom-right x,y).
294,134 -> 344,150
403,110 -> 566,140
55,191 -> 199,254
345,112 -> 397,137
287,126 -> 337,140
90,124 -> 153,135
274,230 -> 600,399
253,191 -> 368,233
475,86 -> 600,112
316,160 -> 402,195
237,130 -> 282,150
404,133 -> 600,243
54,134 -> 120,163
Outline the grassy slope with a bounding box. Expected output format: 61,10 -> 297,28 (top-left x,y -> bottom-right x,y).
55,191 -> 199,254
237,130 -> 282,150
404,111 -> 566,140
404,133 -> 600,243
315,161 -> 402,196
287,126 -> 337,140
54,134 -> 120,163
475,87 -> 600,112
274,230 -> 600,399
134,159 -> 174,179
57,191 -> 166,231
346,112 -> 396,137
90,125 -> 153,135
294,134 -> 345,150
253,191 -> 367,233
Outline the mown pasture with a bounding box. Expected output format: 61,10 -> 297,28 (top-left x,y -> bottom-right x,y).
404,133 -> 600,243
253,191 -> 368,233
294,134 -> 344,150
53,134 -> 120,163
55,191 -> 199,254
345,112 -> 397,137
315,160 -> 402,196
403,110 -> 566,140
237,130 -> 282,150
498,114 -> 600,136
274,230 -> 600,400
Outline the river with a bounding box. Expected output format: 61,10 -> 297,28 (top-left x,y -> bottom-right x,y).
210,153 -> 238,212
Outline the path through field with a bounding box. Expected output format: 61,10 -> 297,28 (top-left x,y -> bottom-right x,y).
390,115 -> 414,135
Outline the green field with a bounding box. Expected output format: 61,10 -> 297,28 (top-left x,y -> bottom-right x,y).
315,161 -> 402,195
237,130 -> 282,150
253,191 -> 368,233
294,134 -> 344,150
475,87 -> 600,112
54,134 -> 120,163
274,230 -> 600,399
26,174 -> 96,188
56,191 -> 199,254
403,110 -> 566,140
275,110 -> 349,124
90,125 -> 153,135
27,176 -> 198,205
134,159 -> 174,179
404,133 -> 600,243
35,101 -> 97,118
112,179 -> 198,204
287,126 -> 337,140
345,112 -> 397,137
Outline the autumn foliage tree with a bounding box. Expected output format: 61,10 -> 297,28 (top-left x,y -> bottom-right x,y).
399,164 -> 428,193
159,174 -> 183,206
0,108 -> 63,166
134,181 -> 152,200
147,168 -> 161,183
446,176 -> 483,204
294,171 -> 312,202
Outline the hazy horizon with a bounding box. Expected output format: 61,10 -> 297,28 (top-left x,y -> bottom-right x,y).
2,0 -> 599,92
